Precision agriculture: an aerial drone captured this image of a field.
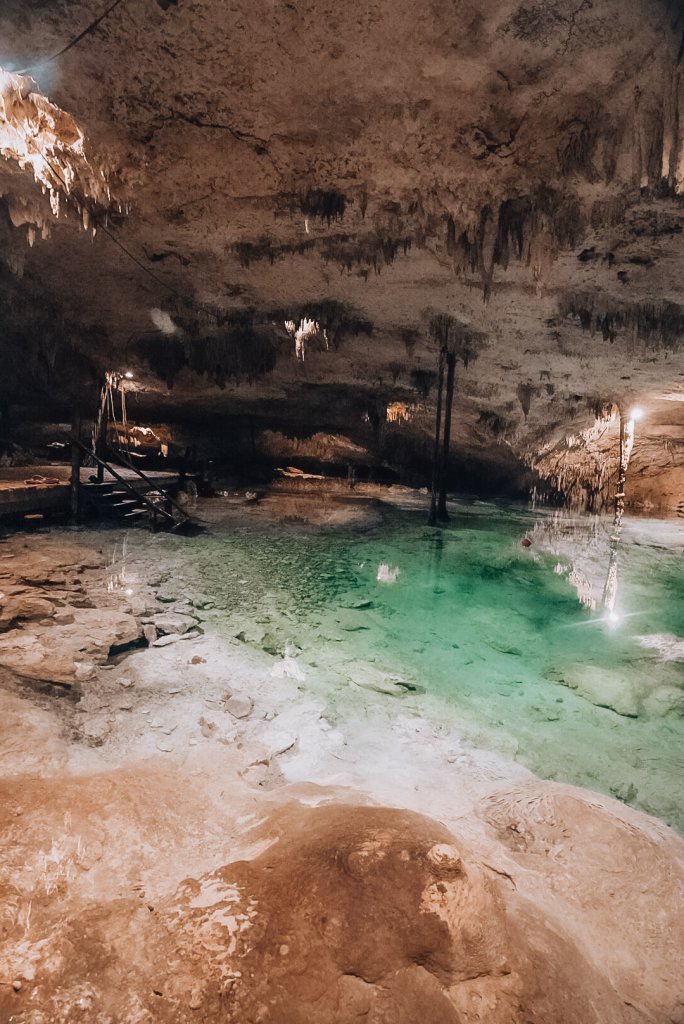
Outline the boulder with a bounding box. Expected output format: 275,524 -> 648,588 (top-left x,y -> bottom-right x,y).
151,612 -> 197,635
152,630 -> 200,647
0,609 -> 140,685
0,593 -> 55,630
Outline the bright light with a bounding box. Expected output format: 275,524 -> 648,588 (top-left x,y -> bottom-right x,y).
629,407 -> 644,421
377,564 -> 400,583
0,65 -> 112,239
124,371 -> 134,380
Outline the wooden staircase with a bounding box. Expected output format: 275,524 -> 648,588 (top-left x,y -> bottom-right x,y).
70,437 -> 193,531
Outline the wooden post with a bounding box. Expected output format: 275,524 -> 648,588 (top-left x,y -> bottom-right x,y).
70,407 -> 82,524
428,347 -> 446,526
437,351 -> 456,522
95,381 -> 108,483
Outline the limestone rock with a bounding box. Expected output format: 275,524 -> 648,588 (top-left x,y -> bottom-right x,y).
0,593 -> 55,630
0,609 -> 140,684
224,695 -> 253,719
53,610 -> 75,626
546,664 -> 641,717
82,716 -> 111,746
2,801 -> 682,1023
152,630 -> 201,647
348,662 -> 421,697
143,623 -> 158,644
152,633 -> 182,647
642,686 -> 684,718
151,612 -> 197,635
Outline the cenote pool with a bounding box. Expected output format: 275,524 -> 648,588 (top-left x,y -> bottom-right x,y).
116,498 -> 684,830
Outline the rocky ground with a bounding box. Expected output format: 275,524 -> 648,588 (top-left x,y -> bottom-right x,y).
0,500 -> 683,1022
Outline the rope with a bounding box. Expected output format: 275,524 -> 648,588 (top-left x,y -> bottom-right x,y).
12,119 -> 176,294
16,0 -> 129,75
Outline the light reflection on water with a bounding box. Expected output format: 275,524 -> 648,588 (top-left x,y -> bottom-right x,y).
123,501 -> 684,830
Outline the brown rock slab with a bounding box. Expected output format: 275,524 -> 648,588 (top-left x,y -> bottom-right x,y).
1,800 -> 681,1023
0,608 -> 140,684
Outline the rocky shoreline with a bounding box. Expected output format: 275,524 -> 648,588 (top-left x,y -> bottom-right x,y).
1,518 -> 683,1023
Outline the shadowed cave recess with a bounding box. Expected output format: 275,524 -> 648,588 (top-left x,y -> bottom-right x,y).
0,1 -> 683,1023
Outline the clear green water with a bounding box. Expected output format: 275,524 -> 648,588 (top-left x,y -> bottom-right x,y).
123,500 -> 684,830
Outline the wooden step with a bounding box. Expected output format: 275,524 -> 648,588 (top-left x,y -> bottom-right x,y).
94,491 -> 127,501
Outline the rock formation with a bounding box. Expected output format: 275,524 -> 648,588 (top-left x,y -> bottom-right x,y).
0,0 -> 682,505
1,799 -> 682,1023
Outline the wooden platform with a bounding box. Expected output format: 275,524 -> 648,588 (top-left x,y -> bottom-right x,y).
0,464 -> 179,519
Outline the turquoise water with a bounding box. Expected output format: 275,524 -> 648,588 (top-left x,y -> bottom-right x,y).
124,500 -> 684,830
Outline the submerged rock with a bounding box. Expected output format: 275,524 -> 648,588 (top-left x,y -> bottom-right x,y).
639,634 -> 684,662
546,664 -> 641,717
348,662 -> 422,697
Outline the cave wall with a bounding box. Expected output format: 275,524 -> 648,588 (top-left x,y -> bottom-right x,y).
0,0 -> 682,509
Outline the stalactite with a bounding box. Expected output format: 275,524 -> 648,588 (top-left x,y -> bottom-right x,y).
386,401 -> 413,423
188,328 -> 277,386
516,382 -> 538,420
529,408 -> 624,512
234,232 -> 412,275
234,238 -> 314,268
477,410 -> 510,438
446,188 -> 584,298
557,115 -> 600,181
276,300 -> 372,350
400,328 -> 419,357
427,347 -> 446,527
132,335 -> 186,388
410,369 -> 437,398
0,66 -> 117,240
133,323 -> 277,388
299,189 -> 346,225
321,234 -> 412,274
590,196 -> 627,229
479,205 -> 497,301
643,105 -> 665,191
559,292 -> 684,350
284,318 -> 326,362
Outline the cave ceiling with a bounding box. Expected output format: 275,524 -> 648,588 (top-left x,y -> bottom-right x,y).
0,0 -> 683,487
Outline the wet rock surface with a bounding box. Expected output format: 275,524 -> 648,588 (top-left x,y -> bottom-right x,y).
0,504 -> 682,1021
